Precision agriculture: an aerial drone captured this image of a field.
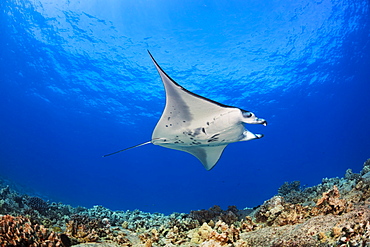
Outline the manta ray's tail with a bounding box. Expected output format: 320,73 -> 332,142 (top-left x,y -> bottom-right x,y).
102,141 -> 152,157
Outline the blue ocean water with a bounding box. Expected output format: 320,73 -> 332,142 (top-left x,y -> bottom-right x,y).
0,0 -> 369,214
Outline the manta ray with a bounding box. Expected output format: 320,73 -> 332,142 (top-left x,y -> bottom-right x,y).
103,51 -> 267,170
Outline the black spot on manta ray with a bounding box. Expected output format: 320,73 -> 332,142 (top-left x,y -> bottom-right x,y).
202,128 -> 206,134
211,134 -> 220,138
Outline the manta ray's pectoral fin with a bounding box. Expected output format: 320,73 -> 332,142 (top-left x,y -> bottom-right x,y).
179,145 -> 228,170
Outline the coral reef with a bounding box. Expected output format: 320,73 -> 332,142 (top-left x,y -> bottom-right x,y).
27,196 -> 49,214
0,158 -> 369,246
64,213 -> 131,245
277,181 -> 306,204
277,180 -> 301,196
0,214 -> 65,246
188,205 -> 241,225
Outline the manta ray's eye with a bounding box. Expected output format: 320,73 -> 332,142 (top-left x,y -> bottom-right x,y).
243,111 -> 253,118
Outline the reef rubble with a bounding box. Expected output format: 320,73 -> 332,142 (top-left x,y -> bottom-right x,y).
0,158 -> 370,247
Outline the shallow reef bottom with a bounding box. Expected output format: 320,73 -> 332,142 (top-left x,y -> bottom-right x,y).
1,159 -> 370,247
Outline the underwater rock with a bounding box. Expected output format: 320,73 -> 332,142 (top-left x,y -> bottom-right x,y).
361,171 -> 370,184
73,244 -> 124,247
254,196 -> 285,225
313,185 -> 353,215
0,186 -> 11,197
360,158 -> 370,175
345,168 -> 361,181
254,185 -> 355,227
65,215 -> 133,245
190,222 -> 213,244
198,239 -> 223,247
0,186 -> 27,216
66,214 -> 108,243
188,220 -> 240,246
238,203 -> 370,247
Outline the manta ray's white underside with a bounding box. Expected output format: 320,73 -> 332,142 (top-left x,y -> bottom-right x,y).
149,52 -> 266,170
104,51 -> 267,170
